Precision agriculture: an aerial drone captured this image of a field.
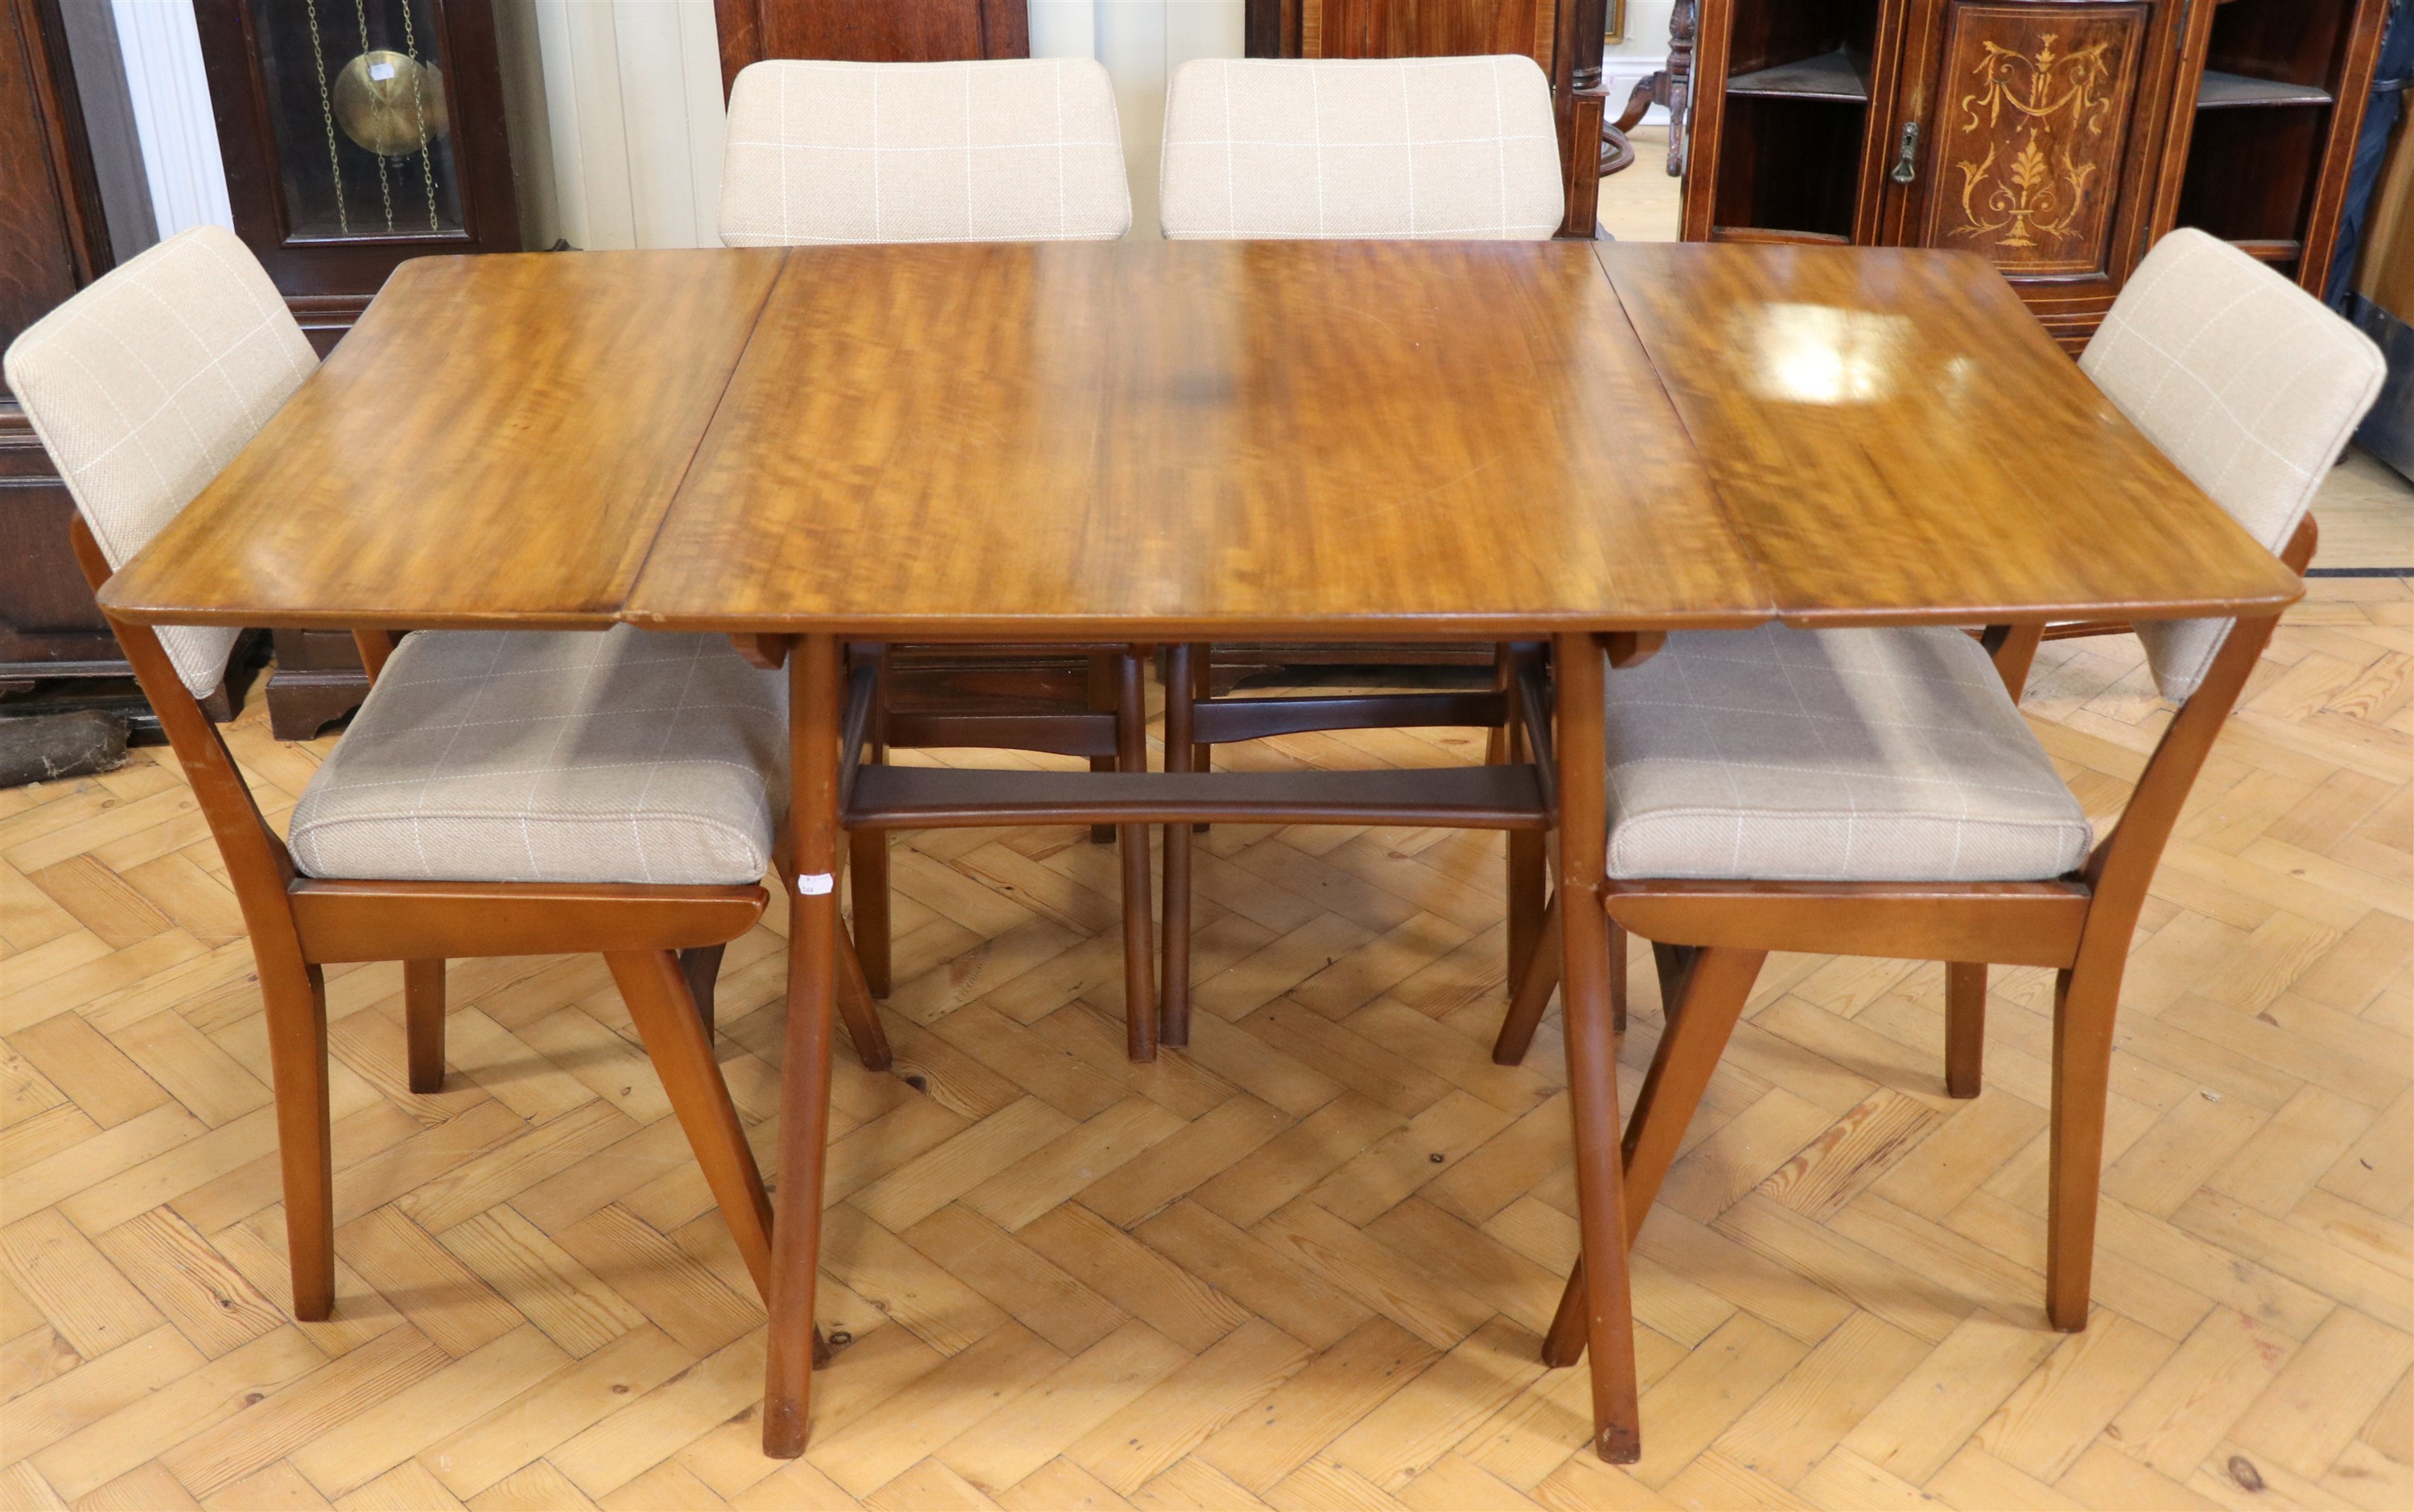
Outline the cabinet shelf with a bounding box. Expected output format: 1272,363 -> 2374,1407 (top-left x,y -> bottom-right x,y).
2196,69 -> 2334,109
1727,49 -> 1868,103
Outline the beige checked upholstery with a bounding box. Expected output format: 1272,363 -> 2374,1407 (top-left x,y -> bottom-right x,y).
1158,56 -> 1563,241
287,626 -> 785,886
4,227 -> 316,698
2082,229 -> 2386,698
718,58 -> 1131,245
1601,624 -> 2094,883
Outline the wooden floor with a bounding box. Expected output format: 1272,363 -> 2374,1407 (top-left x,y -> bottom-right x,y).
3,583 -> 2409,1512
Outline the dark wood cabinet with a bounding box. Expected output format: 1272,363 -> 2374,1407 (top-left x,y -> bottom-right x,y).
2154,0 -> 2389,287
1683,0 -> 2390,347
713,0 -> 1028,94
2,0 -> 254,734
1244,0 -> 1614,236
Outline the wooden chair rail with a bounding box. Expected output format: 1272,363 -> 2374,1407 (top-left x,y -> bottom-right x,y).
289,879 -> 771,962
844,764 -> 1552,830
1601,880 -> 2093,967
1190,690 -> 1508,744
884,710 -> 1121,757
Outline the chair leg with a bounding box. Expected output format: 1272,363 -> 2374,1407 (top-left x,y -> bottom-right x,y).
1946,962 -> 1987,1099
1116,649 -> 1157,1061
837,920 -> 893,1071
1160,645 -> 1197,1048
1191,648 -> 1211,834
608,949 -> 775,1300
849,830 -> 892,998
403,958 -> 445,1094
1493,892 -> 1561,1065
1623,946 -> 1765,1226
2047,963 -> 2119,1331
678,945 -> 725,1039
262,957 -> 336,1320
1543,944 -> 1766,1370
1086,651 -> 1118,846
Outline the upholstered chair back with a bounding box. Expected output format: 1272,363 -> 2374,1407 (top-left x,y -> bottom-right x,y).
719,58 -> 1132,245
1158,56 -> 1563,241
2082,229 -> 2385,698
5,226 -> 315,698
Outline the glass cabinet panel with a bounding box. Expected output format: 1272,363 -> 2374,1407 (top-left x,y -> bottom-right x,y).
251,0 -> 467,241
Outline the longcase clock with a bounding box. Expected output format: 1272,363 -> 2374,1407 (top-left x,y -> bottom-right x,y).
194,0 -> 521,352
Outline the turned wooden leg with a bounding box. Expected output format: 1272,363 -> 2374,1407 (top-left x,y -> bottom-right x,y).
1493,893 -> 1561,1066
765,635 -> 842,1458
262,956 -> 335,1320
1117,649 -> 1156,1061
608,950 -> 773,1297
677,945 -> 725,1039
1552,633 -> 1641,1465
1160,644 -> 1197,1048
1946,962 -> 1987,1099
403,958 -> 445,1094
849,829 -> 892,998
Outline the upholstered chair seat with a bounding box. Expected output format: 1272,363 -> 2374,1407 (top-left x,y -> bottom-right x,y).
1600,624 -> 2092,882
286,625 -> 785,885
1158,56 -> 1563,241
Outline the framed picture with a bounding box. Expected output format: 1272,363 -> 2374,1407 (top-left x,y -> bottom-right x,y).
1605,0 -> 1626,43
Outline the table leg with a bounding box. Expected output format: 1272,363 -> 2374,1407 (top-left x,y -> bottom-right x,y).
764,633 -> 842,1458
1552,632 -> 1642,1464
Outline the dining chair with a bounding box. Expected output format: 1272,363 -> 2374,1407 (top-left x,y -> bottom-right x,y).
5,225 -> 849,1322
1150,54 -> 1568,1042
718,56 -> 1167,1055
1495,229 -> 2385,1368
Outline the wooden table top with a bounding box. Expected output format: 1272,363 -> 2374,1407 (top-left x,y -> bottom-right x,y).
95,240 -> 2304,637
1596,242 -> 2305,626
98,249 -> 785,629
626,241 -> 1766,638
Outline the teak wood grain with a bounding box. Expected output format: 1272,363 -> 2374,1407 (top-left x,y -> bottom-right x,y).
624,241 -> 1768,640
97,249 -> 785,631
1595,241 -> 2307,627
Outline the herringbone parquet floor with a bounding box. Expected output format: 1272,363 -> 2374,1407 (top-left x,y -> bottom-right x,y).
3,581 -> 2409,1512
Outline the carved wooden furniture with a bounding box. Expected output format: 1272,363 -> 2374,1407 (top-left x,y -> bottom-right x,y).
7,228 -> 799,1334
1679,0 -> 2391,348
713,0 -> 1028,94
94,239 -> 2306,1469
1243,0 -> 1613,236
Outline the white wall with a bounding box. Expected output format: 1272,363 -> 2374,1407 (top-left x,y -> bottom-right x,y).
109,0 -> 233,240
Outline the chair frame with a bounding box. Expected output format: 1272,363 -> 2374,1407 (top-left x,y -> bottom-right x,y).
1157,642 -> 1559,1045
1499,518 -> 2313,1366
74,517 -> 797,1320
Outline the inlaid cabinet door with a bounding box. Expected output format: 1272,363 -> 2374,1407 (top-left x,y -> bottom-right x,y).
1887,0 -> 2186,346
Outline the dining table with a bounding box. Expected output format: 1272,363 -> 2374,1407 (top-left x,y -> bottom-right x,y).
93,234 -> 2304,1466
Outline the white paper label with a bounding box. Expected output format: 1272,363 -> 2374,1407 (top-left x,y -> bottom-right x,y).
797,872 -> 834,896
